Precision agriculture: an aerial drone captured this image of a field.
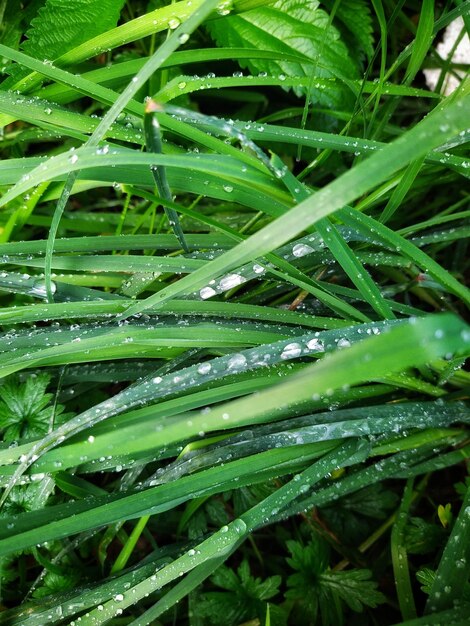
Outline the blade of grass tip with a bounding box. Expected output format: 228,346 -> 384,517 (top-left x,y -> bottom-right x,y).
380,156 -> 426,224
110,515 -> 150,575
144,99 -> 189,252
43,0 -> 221,301
117,90 -> 469,320
405,0 -> 435,82
265,603 -> 271,626
392,478 -> 417,621
425,484 -> 470,614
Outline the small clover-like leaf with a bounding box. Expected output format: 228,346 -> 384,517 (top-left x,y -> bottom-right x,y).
32,570 -> 80,599
320,569 -> 386,612
0,373 -> 71,442
285,536 -> 385,625
197,559 -> 282,626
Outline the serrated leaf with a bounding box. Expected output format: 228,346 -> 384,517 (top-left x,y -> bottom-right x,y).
416,567 -> 435,595
206,0 -> 359,110
31,570 -> 80,599
197,560 -> 281,626
23,0 -> 126,61
320,484 -> 398,545
405,517 -> 446,555
0,373 -> 69,442
205,498 -> 231,527
320,569 -> 386,612
286,536 -> 385,624
324,483 -> 399,520
2,0 -> 126,87
210,563 -> 240,592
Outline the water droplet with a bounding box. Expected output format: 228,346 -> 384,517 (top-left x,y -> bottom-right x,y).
168,17 -> 180,29
197,362 -> 211,375
281,343 -> 302,359
219,273 -> 245,290
227,353 -> 247,370
223,185 -> 233,193
200,286 -> 216,299
31,279 -> 57,297
292,243 -> 314,258
307,338 -> 324,352
216,0 -> 233,16
178,33 -> 189,44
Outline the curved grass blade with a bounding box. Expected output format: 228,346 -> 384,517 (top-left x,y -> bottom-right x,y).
392,479 -> 417,620
144,99 -> 188,252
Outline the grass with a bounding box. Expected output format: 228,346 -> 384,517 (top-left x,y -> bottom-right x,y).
0,1 -> 469,624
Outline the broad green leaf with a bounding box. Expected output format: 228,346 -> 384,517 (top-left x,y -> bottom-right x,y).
324,0 -> 374,60
3,0 -> 126,88
206,0 -> 359,109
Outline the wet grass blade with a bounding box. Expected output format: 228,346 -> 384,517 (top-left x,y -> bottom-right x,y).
144,99 -> 189,252
392,479 -> 417,620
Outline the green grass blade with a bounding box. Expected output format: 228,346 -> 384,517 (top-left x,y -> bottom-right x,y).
144,99 -> 189,252
392,479 -> 417,620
